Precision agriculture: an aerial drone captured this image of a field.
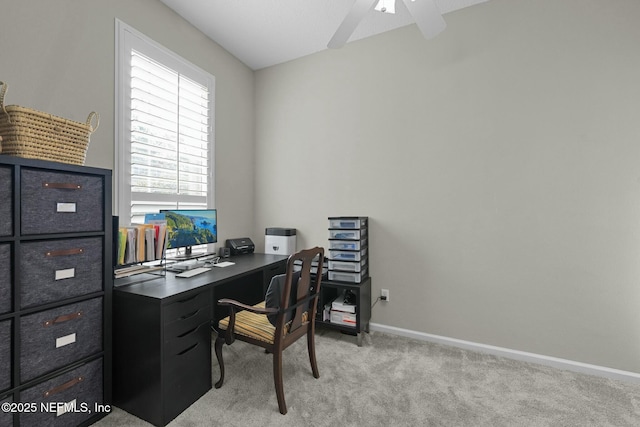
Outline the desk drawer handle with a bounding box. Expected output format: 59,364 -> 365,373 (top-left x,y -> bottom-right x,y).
180,309 -> 200,321
177,342 -> 198,356
45,248 -> 84,258
178,326 -> 199,338
43,182 -> 82,190
43,311 -> 83,327
43,376 -> 84,398
177,294 -> 200,304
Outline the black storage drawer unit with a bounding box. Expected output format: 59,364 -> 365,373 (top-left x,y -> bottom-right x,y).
163,322 -> 211,424
0,245 -> 11,314
19,237 -> 103,308
20,297 -> 103,382
20,168 -> 104,235
0,155 -> 112,427
19,357 -> 103,427
0,321 -> 11,392
162,290 -> 211,425
0,167 -> 11,237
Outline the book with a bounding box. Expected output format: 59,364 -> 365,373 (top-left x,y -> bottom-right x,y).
117,228 -> 127,265
115,218 -> 168,267
145,227 -> 156,261
146,220 -> 167,260
124,227 -> 137,264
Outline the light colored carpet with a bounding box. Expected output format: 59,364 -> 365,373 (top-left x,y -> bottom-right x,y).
93,329 -> 640,426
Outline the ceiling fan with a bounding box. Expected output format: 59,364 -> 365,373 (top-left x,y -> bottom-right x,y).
328,0 -> 446,49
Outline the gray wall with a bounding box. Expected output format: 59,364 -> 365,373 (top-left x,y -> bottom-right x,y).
2,0 -> 640,375
0,0 -> 256,242
254,0 -> 640,373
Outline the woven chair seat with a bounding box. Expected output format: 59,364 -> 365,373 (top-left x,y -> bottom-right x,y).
218,301 -> 308,344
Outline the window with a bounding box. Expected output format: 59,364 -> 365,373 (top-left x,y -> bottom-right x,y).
116,20 -> 215,225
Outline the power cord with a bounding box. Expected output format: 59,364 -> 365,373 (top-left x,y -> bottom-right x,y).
371,295 -> 387,309
203,256 -> 221,266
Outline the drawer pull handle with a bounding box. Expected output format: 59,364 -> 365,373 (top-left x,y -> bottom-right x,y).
45,248 -> 84,257
177,342 -> 198,356
178,326 -> 199,338
177,294 -> 200,304
43,376 -> 84,398
43,311 -> 83,327
180,309 -> 200,320
43,182 -> 82,190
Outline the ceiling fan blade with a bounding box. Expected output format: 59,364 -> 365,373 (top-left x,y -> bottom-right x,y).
328,0 -> 378,49
402,0 -> 446,40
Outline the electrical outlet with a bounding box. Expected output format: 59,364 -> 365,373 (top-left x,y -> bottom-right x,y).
381,289 -> 390,302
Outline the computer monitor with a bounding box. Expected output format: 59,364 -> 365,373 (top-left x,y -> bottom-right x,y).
160,209 -> 217,257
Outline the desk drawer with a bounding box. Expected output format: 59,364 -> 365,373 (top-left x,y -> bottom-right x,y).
164,309 -> 211,356
164,290 -> 210,324
21,168 -> 104,235
20,297 -> 102,381
0,244 -> 11,314
0,320 -> 11,392
163,322 -> 211,424
20,357 -> 103,427
19,237 -> 103,308
0,166 -> 11,237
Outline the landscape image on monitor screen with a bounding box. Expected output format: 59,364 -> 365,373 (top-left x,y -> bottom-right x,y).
164,210 -> 217,248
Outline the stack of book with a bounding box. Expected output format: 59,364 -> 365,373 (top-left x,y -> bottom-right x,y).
116,221 -> 167,266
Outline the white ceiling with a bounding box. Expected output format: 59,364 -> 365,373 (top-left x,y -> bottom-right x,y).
159,0 -> 490,70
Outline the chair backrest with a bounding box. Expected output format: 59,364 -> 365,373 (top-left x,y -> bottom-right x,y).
275,247 -> 324,336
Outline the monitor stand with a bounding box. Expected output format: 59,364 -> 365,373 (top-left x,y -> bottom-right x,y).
168,247 -> 217,262
169,246 -> 194,261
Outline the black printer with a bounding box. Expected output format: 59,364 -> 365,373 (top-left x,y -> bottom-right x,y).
225,237 -> 255,255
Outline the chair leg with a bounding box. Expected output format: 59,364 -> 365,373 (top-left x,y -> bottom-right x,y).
214,334 -> 225,389
307,329 -> 320,378
273,350 -> 287,414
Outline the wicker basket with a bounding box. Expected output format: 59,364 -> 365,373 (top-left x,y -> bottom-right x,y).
0,81 -> 99,165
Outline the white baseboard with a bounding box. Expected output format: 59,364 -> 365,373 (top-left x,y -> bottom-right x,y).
369,323 -> 640,384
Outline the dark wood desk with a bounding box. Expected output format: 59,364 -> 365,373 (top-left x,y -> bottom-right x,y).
112,253 -> 287,427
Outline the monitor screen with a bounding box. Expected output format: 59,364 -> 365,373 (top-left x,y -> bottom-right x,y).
161,209 -> 217,252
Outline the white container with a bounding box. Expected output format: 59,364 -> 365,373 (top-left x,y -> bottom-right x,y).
265,228 -> 296,255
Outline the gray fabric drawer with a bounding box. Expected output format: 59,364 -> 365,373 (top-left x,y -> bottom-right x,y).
20,298 -> 102,382
0,244 -> 10,314
0,396 -> 12,427
20,357 -> 103,427
0,166 -> 11,237
19,237 -> 103,308
0,321 -> 11,392
21,169 -> 104,235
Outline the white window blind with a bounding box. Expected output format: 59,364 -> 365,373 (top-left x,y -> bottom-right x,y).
116,20 -> 215,225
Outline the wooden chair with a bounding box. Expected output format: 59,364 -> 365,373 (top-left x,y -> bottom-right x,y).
213,247 -> 324,414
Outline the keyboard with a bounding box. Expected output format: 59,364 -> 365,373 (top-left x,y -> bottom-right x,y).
175,267 -> 211,278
